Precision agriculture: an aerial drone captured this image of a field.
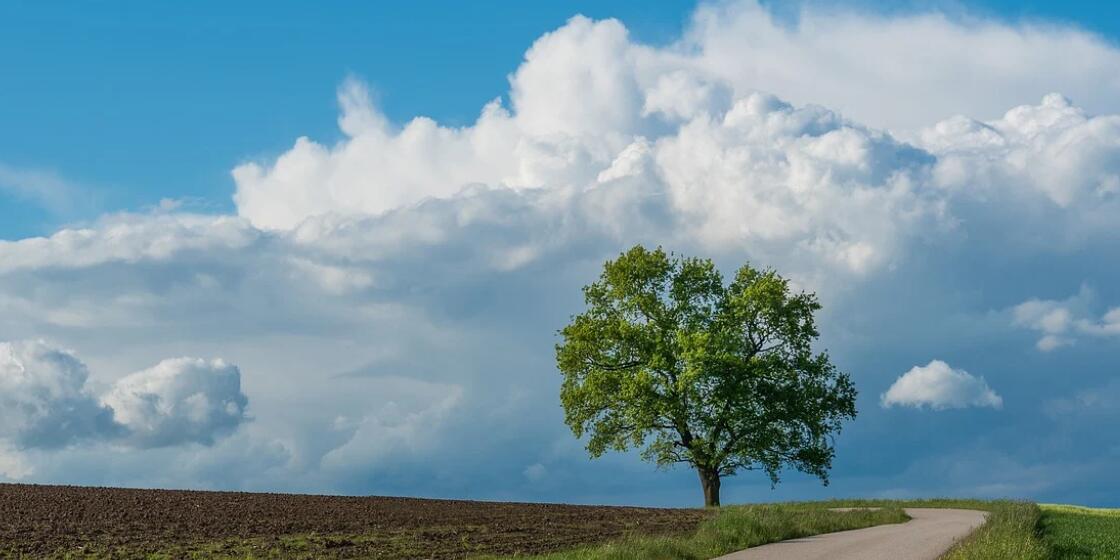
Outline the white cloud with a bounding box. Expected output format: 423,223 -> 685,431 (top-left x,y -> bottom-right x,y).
0,340 -> 250,460
920,94 -> 1120,209
881,360 -> 1003,410
232,78 -> 1120,287
689,2 -> 1120,131
232,81 -> 524,230
234,82 -> 946,282
229,6 -> 1120,281
650,92 -> 938,274
101,357 -> 250,448
1012,287 -> 1120,351
0,212 -> 258,274
512,16 -> 644,139
0,340 -> 118,448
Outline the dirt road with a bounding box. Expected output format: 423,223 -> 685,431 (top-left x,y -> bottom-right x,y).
716,508 -> 988,560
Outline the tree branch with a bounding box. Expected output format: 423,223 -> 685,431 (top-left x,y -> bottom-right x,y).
588,358 -> 644,371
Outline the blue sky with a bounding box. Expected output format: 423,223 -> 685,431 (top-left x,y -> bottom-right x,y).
0,1 -> 694,238
1,1 -> 1120,507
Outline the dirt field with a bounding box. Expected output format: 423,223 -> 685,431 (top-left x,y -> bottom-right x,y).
0,483 -> 710,559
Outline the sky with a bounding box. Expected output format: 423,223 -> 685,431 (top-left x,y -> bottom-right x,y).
1,0 -> 1119,507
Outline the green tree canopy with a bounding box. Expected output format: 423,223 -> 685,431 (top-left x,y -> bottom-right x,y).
556,245 -> 857,507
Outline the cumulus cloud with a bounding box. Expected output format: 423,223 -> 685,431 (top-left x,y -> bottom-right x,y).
881,360 -> 1003,410
227,1 -> 1120,234
1012,287 -> 1120,351
101,358 -> 250,448
0,340 -> 250,459
233,76 -> 1120,286
649,93 -> 938,274
229,7 -> 1120,280
920,94 -> 1120,215
0,340 -> 118,448
236,57 -> 945,281
689,2 -> 1120,130
0,212 -> 259,274
232,78 -> 524,230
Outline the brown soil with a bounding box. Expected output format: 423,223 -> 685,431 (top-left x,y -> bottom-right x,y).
0,483 -> 710,559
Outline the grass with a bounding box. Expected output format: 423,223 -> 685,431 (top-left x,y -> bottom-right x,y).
1040,504 -> 1120,559
478,503 -> 908,559
941,501 -> 1048,560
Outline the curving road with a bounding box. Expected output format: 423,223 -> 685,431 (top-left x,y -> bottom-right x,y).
715,508 -> 988,560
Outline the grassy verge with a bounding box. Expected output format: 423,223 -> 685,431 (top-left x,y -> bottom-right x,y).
941,501 -> 1048,560
478,504 -> 908,560
1040,504 -> 1120,559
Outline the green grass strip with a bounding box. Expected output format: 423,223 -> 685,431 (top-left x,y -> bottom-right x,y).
479,504 -> 908,560
1040,504 -> 1120,559
940,501 -> 1048,560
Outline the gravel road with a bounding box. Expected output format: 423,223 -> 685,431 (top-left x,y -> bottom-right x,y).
716,508 -> 988,560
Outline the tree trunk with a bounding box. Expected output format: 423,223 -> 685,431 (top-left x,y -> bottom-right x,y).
698,466 -> 721,507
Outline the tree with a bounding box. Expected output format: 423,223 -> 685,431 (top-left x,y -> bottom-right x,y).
556,245 -> 857,507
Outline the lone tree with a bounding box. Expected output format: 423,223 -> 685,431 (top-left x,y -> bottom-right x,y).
556,246 -> 857,507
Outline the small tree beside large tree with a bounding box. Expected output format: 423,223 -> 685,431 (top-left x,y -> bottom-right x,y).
556,245 -> 857,507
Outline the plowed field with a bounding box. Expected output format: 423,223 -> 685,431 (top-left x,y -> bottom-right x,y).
0,483 -> 709,559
